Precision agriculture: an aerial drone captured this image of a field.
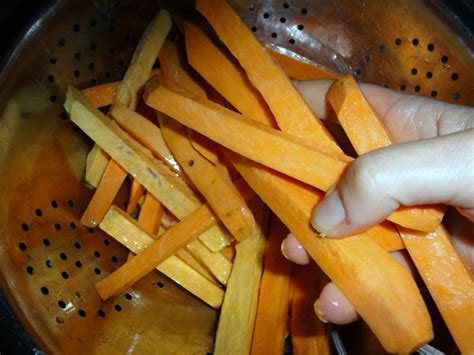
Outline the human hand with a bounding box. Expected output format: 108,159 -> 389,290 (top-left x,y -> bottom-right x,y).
282,80 -> 474,324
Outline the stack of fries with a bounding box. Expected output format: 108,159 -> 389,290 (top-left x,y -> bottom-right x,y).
64,0 -> 473,353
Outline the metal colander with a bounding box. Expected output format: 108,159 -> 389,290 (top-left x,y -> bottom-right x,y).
0,0 -> 472,353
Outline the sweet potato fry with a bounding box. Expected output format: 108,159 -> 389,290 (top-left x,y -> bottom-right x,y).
328,74 -> 473,353
137,192 -> 163,235
251,215 -> 292,355
127,180 -> 146,215
97,206 -> 224,308
185,239 -> 233,286
185,24 -> 275,126
80,160 -> 127,228
160,115 -> 255,241
85,144 -> 110,188
113,9 -> 171,110
82,81 -> 119,108
227,151 -> 432,354
291,264 -> 331,355
365,221 -> 404,252
196,0 -> 340,151
65,86 -> 232,251
214,198 -> 268,354
109,104 -> 181,173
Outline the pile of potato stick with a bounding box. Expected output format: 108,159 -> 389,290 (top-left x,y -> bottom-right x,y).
64,1 -> 473,353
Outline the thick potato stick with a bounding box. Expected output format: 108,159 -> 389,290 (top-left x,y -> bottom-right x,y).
227,151 -> 432,354
85,144 -> 110,188
80,160 -> 127,228
137,192 -> 163,235
113,9 -> 171,110
328,74 -> 473,353
65,86 -> 232,251
109,104 -> 181,173
214,198 -> 268,354
82,81 -> 119,108
97,206 -> 224,308
251,215 -> 292,355
127,180 -> 146,215
291,264 -> 331,355
160,115 -> 255,241
196,0 -> 340,151
175,249 -> 220,285
185,24 -> 274,126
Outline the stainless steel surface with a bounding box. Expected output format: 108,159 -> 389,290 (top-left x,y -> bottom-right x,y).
0,0 -> 472,353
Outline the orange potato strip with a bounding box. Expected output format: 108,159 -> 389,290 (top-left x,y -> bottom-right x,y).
145,76 -> 442,232
80,160 -> 127,228
227,151 -> 432,354
96,202 -> 220,299
98,206 -> 224,308
144,76 -> 350,192
127,179 -> 146,215
109,104 -> 181,173
269,49 -> 341,81
66,87 -> 232,251
85,144 -> 109,188
328,74 -> 473,353
175,249 -> 220,285
185,24 -> 275,126
82,81 -> 119,108
158,38 -> 221,164
251,215 -> 292,355
196,0 -> 341,152
160,115 -> 255,241
291,264 -> 331,355
365,221 -> 404,252
95,178 -> 253,298
214,198 -> 267,354
137,192 -> 163,235
113,9 -> 171,110
327,74 -> 444,231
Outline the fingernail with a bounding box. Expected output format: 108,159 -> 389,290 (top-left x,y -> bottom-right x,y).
313,299 -> 328,323
312,189 -> 346,235
280,238 -> 289,260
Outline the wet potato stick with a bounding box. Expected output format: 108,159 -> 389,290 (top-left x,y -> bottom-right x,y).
291,264 -> 331,355
196,0 -> 341,151
160,115 -> 255,241
185,24 -> 275,126
214,198 -> 268,355
65,86 -> 232,251
127,179 -> 146,215
227,151 -> 432,354
85,144 -> 110,188
328,74 -> 474,353
97,206 -> 224,308
137,192 -> 163,236
82,81 -> 119,108
80,160 -> 127,228
251,215 -> 292,355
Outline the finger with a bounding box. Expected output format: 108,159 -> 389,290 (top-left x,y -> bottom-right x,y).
281,233 -> 311,265
311,129 -> 474,237
360,84 -> 474,143
316,250 -> 415,325
295,80 -> 474,143
293,80 -> 335,120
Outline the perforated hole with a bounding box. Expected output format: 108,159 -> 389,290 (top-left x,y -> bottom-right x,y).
426,71 -> 433,79
288,38 -> 295,45
50,95 -> 57,103
27,266 -> 35,275
283,3 -> 289,9
74,52 -> 81,60
400,84 -> 406,91
47,75 -> 54,83
451,73 -> 459,81
58,300 -> 66,309
114,304 -> 122,312
411,68 -> 418,75
94,268 -> 102,275
452,92 -> 460,100
125,293 -> 132,300
377,44 -> 385,52
35,209 -> 43,217
21,223 -> 29,232
395,38 -> 402,45
94,251 -> 101,258
74,241 -> 81,249
41,287 -> 49,295
103,239 -> 110,246
157,281 -> 165,288
297,24 -> 304,31
58,38 -> 66,47
19,242 -> 27,251
75,260 -> 83,268
431,90 -> 438,97
111,256 -> 118,263
412,38 -> 419,46
60,252 -> 68,260
441,55 -> 448,63
51,200 -> 59,208
46,260 -> 54,268
263,12 -> 269,19
54,223 -> 62,231
427,43 -> 435,51
301,8 -> 308,14
414,85 -> 421,92
98,309 -> 106,317
78,309 -> 86,317
61,271 -> 69,279
43,238 -> 51,247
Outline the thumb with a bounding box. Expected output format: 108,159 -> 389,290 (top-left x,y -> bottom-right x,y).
312,129 -> 474,237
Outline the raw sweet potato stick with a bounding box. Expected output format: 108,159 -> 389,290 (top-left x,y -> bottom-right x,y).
327,74 -> 474,354
251,215 -> 292,355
